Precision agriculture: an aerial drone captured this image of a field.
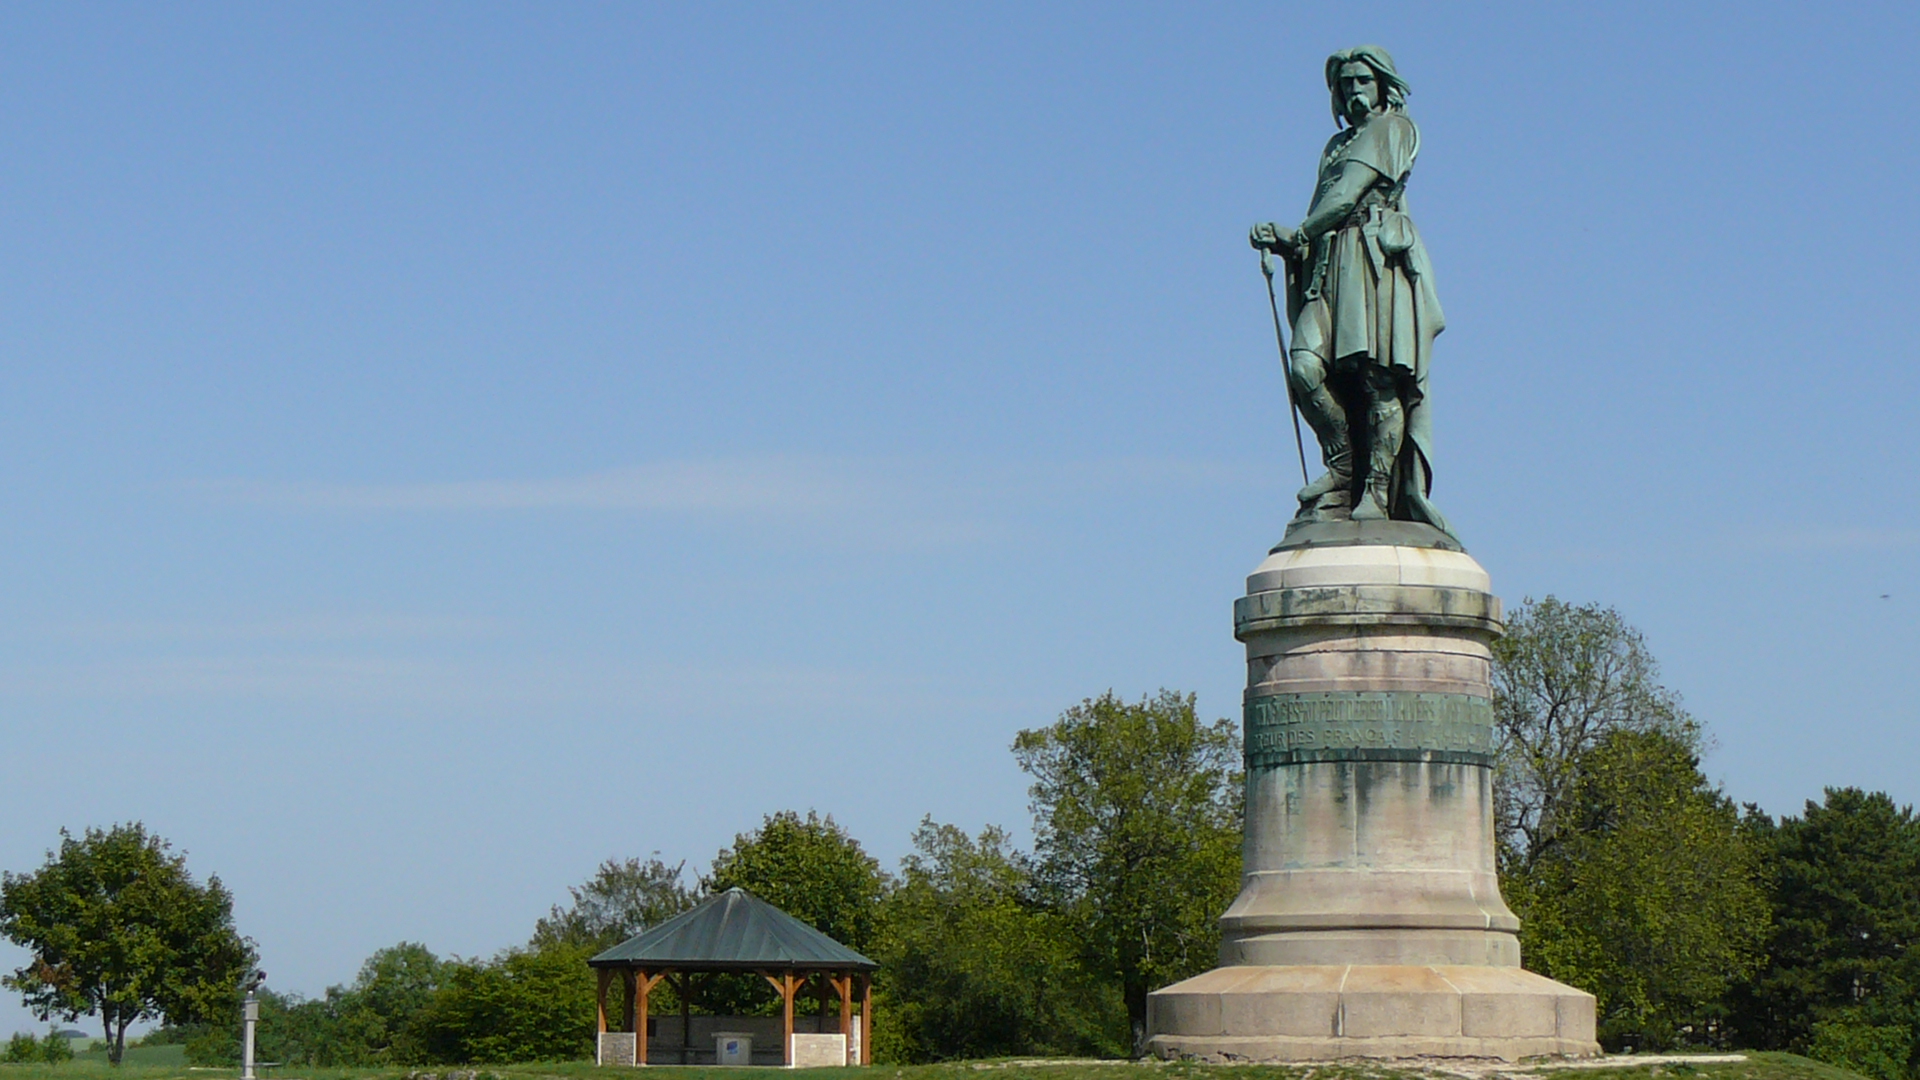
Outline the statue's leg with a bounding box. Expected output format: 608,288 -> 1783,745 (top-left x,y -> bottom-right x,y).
1288,303 -> 1350,504
1351,365 -> 1405,521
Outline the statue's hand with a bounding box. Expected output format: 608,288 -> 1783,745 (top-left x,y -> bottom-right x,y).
1249,222 -> 1299,255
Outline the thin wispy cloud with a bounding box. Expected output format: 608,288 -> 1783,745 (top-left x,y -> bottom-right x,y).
0,653 -> 914,716
1511,524 -> 1920,566
1743,527 -> 1920,553
175,455 -> 1256,552
20,614 -> 510,646
186,458 -> 865,514
1033,457 -> 1255,490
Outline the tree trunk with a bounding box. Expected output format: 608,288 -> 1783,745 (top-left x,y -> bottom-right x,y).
104,1010 -> 126,1066
1126,977 -> 1148,1058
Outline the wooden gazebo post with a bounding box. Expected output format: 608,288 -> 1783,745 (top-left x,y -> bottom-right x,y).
762,970 -> 799,1066
595,969 -> 611,1062
832,972 -> 853,1065
622,969 -> 637,1035
671,973 -> 692,1065
782,971 -> 795,1066
634,969 -> 648,1067
859,973 -> 873,1064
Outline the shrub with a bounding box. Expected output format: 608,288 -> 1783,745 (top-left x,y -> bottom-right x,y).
38,1030 -> 72,1064
1808,1018 -> 1914,1080
412,943 -> 595,1064
3,1032 -> 38,1063
4,1030 -> 75,1064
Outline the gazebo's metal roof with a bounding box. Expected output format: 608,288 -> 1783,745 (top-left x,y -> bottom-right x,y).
588,887 -> 877,971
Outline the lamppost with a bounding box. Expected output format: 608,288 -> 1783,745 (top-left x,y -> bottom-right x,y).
239,970 -> 267,1080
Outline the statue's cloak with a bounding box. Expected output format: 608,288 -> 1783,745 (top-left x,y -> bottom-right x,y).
1291,110 -> 1451,535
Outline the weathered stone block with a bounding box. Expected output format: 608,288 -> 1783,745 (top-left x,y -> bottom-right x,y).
787,1033 -> 847,1068
1148,964 -> 1595,1061
596,1032 -> 636,1066
1146,538 -> 1598,1061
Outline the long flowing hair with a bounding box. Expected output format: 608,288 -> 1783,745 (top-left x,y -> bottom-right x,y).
1326,45 -> 1409,126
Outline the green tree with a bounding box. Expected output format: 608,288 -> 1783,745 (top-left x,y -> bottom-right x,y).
700,811 -> 889,1019
532,857 -> 696,952
253,990 -> 344,1068
2,1032 -> 36,1063
1492,597 -> 1698,874
183,989 -> 322,1068
874,819 -> 1123,1062
704,811 -> 888,953
0,824 -> 256,1064
2,1028 -> 71,1064
1509,729 -> 1768,1049
1013,690 -> 1241,1055
411,942 -> 596,1064
1730,789 -> 1920,1072
43,1029 -> 74,1064
1807,1018 -> 1916,1080
181,942 -> 448,1068
338,942 -> 447,1064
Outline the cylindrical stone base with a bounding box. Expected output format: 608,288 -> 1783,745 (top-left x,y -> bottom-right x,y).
1146,526 -> 1598,1061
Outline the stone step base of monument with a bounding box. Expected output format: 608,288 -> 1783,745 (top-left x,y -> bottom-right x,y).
1146,964 -> 1599,1062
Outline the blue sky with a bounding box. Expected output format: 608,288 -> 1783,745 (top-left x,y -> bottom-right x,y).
2,1 -> 1917,1033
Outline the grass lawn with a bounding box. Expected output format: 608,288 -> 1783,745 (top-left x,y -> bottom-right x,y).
0,1051 -> 1873,1080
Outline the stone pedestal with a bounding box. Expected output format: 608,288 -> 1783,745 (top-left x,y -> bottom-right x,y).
1145,522 -> 1599,1061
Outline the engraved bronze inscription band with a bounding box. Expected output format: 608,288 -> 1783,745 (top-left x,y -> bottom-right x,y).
1244,690 -> 1495,768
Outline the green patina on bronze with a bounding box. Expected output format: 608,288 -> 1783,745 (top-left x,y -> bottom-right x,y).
1233,583 -> 1503,638
1269,518 -> 1463,554
1243,690 -> 1493,768
1249,45 -> 1455,543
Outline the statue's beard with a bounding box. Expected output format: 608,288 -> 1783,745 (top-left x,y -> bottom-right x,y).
1346,96 -> 1375,121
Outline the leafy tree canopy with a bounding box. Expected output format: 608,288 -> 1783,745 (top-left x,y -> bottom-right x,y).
412,941 -> 596,1065
874,818 -> 1122,1062
1013,689 -> 1241,1055
1493,596 -> 1699,874
179,941 -> 451,1069
531,857 -> 696,952
1732,788 -> 1920,1073
1510,729 -> 1768,1050
0,823 -> 256,1065
350,942 -> 447,1034
705,810 -> 887,953
3,1029 -> 72,1064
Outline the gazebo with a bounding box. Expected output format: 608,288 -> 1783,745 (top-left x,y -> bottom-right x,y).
588,887 -> 878,1067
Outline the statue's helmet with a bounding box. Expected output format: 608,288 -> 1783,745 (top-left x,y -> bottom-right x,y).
1325,45 -> 1410,123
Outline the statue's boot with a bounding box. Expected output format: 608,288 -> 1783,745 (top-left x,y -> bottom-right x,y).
1292,383 -> 1351,504
1351,394 -> 1404,521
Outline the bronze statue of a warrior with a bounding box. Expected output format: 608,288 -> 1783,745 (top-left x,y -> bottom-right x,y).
1251,45 -> 1452,536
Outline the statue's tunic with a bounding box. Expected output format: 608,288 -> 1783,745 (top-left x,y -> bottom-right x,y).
1292,110 -> 1449,531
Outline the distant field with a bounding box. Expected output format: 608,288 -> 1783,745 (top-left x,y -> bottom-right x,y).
0,1051 -> 1871,1080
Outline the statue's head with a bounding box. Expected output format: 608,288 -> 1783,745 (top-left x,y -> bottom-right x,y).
1325,45 -> 1408,127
